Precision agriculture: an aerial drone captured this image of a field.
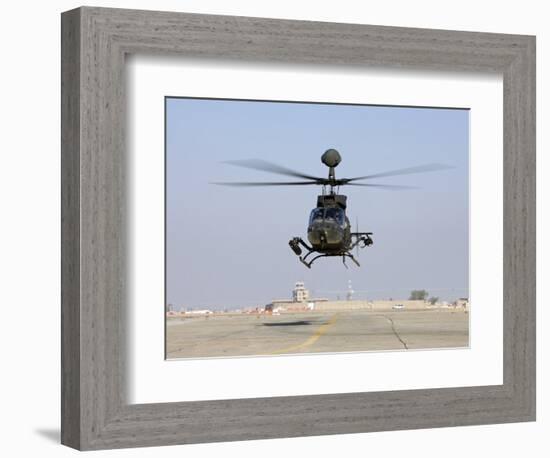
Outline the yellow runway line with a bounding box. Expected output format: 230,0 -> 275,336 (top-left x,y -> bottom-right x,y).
269,313 -> 340,355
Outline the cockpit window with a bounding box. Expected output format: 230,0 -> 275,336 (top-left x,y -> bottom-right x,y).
309,207 -> 345,226
325,207 -> 345,225
309,208 -> 324,224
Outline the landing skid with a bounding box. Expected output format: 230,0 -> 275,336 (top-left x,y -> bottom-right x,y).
288,235 -> 373,268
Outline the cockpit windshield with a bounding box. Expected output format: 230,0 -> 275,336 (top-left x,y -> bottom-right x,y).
309,207 -> 345,226
309,208 -> 324,224
326,207 -> 345,225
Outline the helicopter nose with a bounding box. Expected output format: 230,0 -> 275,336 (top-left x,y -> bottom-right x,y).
308,223 -> 343,247
308,229 -> 327,245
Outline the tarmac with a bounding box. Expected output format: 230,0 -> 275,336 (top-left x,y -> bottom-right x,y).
166,309 -> 469,359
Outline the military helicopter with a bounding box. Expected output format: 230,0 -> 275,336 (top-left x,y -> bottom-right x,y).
213,149 -> 451,268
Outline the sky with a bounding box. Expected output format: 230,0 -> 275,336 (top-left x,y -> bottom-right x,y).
166,97 -> 469,310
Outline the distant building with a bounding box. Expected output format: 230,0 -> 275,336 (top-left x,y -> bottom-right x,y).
184,309 -> 212,315
454,297 -> 470,309
267,281 -> 331,312
292,281 -> 310,302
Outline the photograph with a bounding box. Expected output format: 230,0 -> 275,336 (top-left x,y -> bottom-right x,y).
4,1 -> 533,453
165,97 -> 470,359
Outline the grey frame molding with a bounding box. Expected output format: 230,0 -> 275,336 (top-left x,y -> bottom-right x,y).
61,6 -> 536,450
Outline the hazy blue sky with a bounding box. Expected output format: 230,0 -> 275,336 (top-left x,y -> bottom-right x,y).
166,98 -> 469,309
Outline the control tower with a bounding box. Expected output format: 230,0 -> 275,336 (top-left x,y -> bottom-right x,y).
292,281 -> 310,302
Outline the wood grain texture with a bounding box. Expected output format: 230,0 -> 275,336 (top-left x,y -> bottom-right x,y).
60,8 -> 81,450
61,6 -> 536,450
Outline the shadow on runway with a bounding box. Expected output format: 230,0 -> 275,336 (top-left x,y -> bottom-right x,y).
262,320 -> 315,327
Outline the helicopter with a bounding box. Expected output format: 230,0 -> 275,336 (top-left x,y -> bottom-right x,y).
213,148 -> 451,268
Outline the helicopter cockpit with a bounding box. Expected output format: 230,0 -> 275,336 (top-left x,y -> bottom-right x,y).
309,207 -> 345,227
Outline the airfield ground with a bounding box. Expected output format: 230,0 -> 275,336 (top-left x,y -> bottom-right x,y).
166,309 -> 469,359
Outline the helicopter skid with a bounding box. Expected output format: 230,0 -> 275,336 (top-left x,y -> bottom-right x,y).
300,251 -> 361,269
289,237 -> 363,268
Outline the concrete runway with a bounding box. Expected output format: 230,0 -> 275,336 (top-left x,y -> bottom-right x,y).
166,309 -> 469,359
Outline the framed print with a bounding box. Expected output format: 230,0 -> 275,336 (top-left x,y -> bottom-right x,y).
61,6 -> 535,450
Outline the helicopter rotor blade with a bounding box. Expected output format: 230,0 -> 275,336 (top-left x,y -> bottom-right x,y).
211,180 -> 320,187
223,159 -> 324,182
343,163 -> 453,183
346,183 -> 419,190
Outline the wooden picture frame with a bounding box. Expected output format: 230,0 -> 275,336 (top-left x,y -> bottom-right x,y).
61,6 -> 535,450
